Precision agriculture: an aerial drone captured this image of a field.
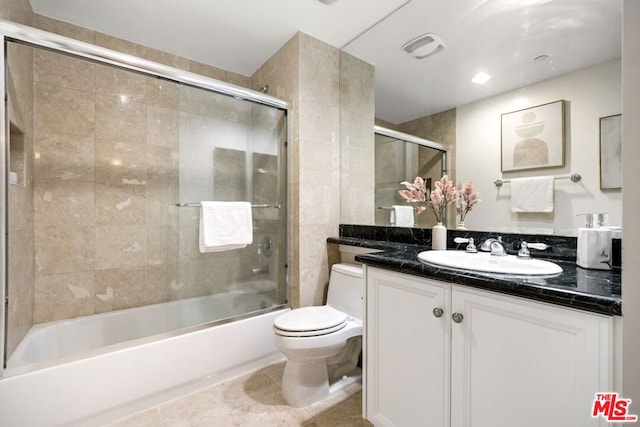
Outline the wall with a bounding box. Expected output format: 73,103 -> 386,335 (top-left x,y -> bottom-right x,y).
0,11 -> 284,327
622,0 -> 640,406
456,59 -> 621,234
252,33 -> 354,308
27,43 -> 285,323
340,51 -> 376,226
3,0 -> 35,358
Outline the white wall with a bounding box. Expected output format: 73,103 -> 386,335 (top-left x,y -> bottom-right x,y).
622,0 -> 640,406
457,60 -> 621,235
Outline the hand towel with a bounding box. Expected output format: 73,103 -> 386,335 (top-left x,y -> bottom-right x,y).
199,201 -> 253,253
510,176 -> 554,213
390,205 -> 415,227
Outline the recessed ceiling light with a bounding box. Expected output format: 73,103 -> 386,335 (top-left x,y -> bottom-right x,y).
471,72 -> 491,84
534,54 -> 549,63
318,0 -> 339,4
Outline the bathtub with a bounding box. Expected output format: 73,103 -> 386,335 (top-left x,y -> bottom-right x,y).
0,281 -> 288,427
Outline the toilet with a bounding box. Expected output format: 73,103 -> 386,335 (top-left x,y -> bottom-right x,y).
273,263 -> 363,407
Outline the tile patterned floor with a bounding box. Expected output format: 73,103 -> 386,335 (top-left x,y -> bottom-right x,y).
104,362 -> 372,427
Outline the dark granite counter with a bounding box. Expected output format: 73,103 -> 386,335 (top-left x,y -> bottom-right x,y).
328,236 -> 621,316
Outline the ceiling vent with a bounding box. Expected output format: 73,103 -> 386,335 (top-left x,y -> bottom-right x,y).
402,33 -> 446,60
318,0 -> 339,4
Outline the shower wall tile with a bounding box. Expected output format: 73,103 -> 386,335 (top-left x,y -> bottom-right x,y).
189,62 -> 227,82
147,106 -> 180,148
35,50 -> 96,93
95,138 -> 147,185
34,272 -> 95,323
95,95 -> 147,142
7,229 -> 35,349
95,226 -> 147,270
146,78 -> 180,110
213,147 -> 247,201
147,226 -> 169,266
5,40 -> 35,358
23,14 -> 285,326
95,183 -> 146,226
34,14 -> 95,44
94,267 -> 147,313
35,83 -> 95,137
35,133 -> 94,182
144,265 -> 172,304
146,178 -> 172,226
35,226 -> 95,275
340,51 -> 375,226
96,64 -> 147,103
34,180 -> 95,226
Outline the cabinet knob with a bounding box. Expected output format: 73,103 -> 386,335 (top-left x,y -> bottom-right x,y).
432,307 -> 444,318
452,312 -> 464,323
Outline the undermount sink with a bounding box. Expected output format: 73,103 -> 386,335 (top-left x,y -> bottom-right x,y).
417,250 -> 563,276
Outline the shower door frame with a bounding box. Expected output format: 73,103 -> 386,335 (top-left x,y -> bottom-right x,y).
0,19 -> 290,376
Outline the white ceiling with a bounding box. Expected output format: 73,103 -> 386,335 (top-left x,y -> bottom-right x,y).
30,0 -> 622,124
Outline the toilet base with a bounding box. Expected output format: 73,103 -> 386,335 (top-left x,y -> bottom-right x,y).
281,358 -> 330,407
281,358 -> 362,408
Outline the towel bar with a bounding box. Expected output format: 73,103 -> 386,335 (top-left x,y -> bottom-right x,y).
175,203 -> 281,208
494,173 -> 581,187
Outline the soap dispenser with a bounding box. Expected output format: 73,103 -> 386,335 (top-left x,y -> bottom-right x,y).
576,213 -> 611,270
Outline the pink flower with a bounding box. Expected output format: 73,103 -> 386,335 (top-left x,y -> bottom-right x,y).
456,182 -> 481,222
399,175 -> 458,223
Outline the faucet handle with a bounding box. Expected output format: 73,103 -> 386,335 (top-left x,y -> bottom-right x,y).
526,242 -> 548,251
465,237 -> 478,253
518,241 -> 548,259
454,237 -> 477,253
518,242 -> 531,259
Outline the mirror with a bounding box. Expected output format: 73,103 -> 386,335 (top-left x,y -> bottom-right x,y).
375,126 -> 447,228
341,0 -> 622,236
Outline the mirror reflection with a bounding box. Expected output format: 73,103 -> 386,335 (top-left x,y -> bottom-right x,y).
374,127 -> 446,228
349,0 -> 622,237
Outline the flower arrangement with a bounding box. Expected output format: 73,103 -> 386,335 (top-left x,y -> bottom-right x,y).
399,175 -> 457,223
456,182 -> 481,222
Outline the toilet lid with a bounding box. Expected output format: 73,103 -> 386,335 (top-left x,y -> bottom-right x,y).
274,306 -> 348,336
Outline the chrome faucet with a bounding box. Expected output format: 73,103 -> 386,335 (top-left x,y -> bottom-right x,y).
480,236 -> 508,256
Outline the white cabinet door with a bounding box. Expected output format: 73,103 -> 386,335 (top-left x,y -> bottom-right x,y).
366,267 -> 451,427
450,285 -> 612,427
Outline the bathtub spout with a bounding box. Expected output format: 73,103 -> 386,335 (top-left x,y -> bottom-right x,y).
252,266 -> 269,275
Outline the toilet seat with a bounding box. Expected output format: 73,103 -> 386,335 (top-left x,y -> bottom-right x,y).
274,306 -> 349,337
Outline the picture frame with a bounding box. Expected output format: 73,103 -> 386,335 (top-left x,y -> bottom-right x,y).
599,114 -> 622,190
501,100 -> 565,172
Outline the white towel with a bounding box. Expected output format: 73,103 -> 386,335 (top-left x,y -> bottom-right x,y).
199,201 -> 253,253
510,176 -> 554,213
390,205 -> 415,227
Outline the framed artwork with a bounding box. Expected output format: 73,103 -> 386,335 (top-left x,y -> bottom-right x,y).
501,100 -> 565,172
599,114 -> 622,190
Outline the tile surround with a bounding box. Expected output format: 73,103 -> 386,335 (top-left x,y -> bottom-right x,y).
22,32 -> 284,325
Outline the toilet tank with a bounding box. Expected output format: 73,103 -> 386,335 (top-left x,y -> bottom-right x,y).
326,263 -> 363,320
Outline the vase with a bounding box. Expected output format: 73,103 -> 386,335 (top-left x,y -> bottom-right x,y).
432,222 -> 447,250
456,220 -> 468,230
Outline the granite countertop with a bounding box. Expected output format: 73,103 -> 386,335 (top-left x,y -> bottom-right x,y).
328,237 -> 621,316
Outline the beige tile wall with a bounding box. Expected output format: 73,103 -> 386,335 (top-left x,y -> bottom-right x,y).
29,44 -> 286,323
340,51 -> 376,226
2,10 -> 366,337
5,40 -> 35,357
251,33 -> 361,308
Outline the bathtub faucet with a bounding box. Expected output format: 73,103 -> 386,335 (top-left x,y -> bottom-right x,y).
252,266 -> 269,275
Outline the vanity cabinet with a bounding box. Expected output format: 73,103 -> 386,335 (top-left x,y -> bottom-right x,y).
364,267 -> 613,427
